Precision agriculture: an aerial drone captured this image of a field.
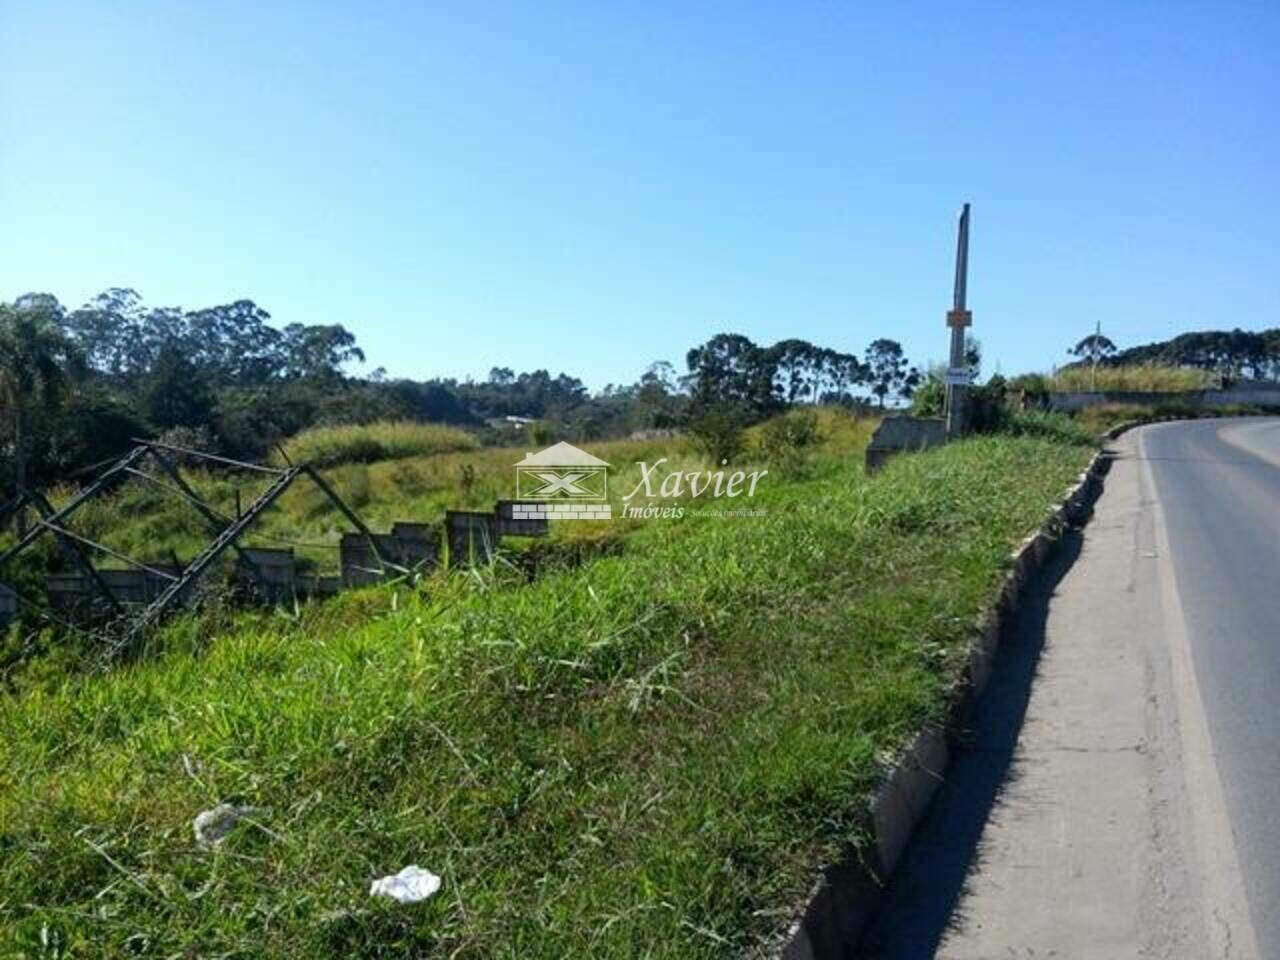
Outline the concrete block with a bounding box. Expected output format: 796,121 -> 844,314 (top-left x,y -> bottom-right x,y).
495,500 -> 550,537
390,522 -> 440,570
238,547 -> 296,601
341,532 -> 402,587
865,416 -> 946,473
446,510 -> 500,565
872,727 -> 949,874
98,568 -> 149,604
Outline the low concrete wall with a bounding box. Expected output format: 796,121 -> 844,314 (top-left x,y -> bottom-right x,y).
782,449 -> 1111,959
865,416 -> 947,473
1046,386 -> 1280,412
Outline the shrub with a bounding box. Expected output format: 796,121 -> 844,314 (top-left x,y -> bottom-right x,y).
910,372 -> 945,417
1000,409 -> 1095,446
967,375 -> 1009,432
757,409 -> 822,477
688,406 -> 747,464
277,420 -> 478,468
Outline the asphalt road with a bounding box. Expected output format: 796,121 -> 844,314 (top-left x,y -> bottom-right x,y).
1139,417 -> 1280,952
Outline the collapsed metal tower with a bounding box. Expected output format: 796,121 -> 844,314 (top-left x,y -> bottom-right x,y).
0,439 -> 394,654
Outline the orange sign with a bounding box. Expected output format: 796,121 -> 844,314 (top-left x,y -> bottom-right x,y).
946,309 -> 972,328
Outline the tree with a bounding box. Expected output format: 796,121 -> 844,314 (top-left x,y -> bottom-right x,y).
964,334 -> 982,378
634,361 -> 683,429
768,339 -> 818,404
281,323 -> 365,380
1069,333 -> 1116,363
0,300 -> 82,517
865,338 -> 914,407
141,345 -> 215,430
685,333 -> 778,418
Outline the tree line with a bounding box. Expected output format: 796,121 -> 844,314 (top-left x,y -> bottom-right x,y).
1,288 -> 922,494
1068,328 -> 1280,382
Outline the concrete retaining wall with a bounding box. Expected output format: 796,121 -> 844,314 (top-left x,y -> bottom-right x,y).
782,443 -> 1114,958
865,416 -> 947,473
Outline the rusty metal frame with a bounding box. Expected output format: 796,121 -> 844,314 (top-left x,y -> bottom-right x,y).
0,440 -> 392,655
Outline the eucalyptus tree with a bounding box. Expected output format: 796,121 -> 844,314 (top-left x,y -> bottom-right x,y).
0,299 -> 83,523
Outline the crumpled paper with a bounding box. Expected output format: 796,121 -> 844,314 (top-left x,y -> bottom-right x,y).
369,864 -> 442,904
193,803 -> 259,846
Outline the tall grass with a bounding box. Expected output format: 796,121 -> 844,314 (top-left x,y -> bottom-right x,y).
0,427 -> 1092,958
277,420 -> 479,468
1046,363 -> 1211,392
32,409 -> 878,572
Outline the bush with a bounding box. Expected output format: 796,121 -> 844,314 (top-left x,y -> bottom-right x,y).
967,375 -> 1008,432
910,373 -> 945,417
1007,373 -> 1049,409
757,409 -> 822,477
277,420 -> 478,468
1000,409 -> 1095,446
688,406 -> 747,464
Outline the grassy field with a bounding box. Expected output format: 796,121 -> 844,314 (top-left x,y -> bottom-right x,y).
34,426 -> 722,573
0,411 -> 1094,958
31,413 -> 876,572
275,421 -> 480,469
1045,363 -> 1212,392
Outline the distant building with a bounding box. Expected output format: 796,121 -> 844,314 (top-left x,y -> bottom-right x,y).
485,415 -> 537,430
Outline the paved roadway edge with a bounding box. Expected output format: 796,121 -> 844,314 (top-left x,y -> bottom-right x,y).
1139,423 -> 1262,960
779,416 -> 1208,960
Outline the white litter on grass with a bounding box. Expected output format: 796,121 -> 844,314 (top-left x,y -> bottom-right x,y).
369,865 -> 442,904
193,803 -> 259,846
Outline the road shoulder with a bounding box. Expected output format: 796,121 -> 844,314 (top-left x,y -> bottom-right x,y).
863,432 -> 1242,959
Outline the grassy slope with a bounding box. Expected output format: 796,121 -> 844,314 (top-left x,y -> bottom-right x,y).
44,431 -> 726,572
1045,363 -> 1211,392
274,421 -> 480,469
0,420 -> 1093,958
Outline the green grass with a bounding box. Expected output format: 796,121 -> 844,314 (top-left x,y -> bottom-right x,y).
1074,400 -> 1274,437
30,411 -> 876,574
0,422 -> 1092,958
277,420 -> 481,468
1046,363 -> 1211,392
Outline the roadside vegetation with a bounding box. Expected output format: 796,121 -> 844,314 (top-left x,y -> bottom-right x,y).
1073,401 -> 1275,437
0,414 -> 1093,958
1040,363 -> 1212,392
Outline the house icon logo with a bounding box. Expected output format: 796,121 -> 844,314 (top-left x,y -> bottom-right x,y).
513,442 -> 611,521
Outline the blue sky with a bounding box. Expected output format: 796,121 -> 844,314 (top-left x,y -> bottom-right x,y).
2,1 -> 1276,389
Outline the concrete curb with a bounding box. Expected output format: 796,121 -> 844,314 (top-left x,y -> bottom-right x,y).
781,443 -> 1115,960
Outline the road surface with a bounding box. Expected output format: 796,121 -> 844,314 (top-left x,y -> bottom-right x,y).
1140,417 -> 1280,953
862,417 -> 1279,959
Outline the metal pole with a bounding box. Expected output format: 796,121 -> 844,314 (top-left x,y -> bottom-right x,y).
1091,318 -> 1100,392
131,437 -> 287,475
945,203 -> 973,438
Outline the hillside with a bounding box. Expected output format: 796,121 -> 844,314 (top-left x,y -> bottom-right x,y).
0,411 -> 1096,957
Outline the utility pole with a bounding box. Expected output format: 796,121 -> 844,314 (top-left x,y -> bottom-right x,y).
1090,317 -> 1101,392
944,203 -> 973,439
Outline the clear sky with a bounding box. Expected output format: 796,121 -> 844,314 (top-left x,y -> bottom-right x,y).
2,2 -> 1276,389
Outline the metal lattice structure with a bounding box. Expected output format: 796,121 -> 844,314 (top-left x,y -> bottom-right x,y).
0,439 -> 395,655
